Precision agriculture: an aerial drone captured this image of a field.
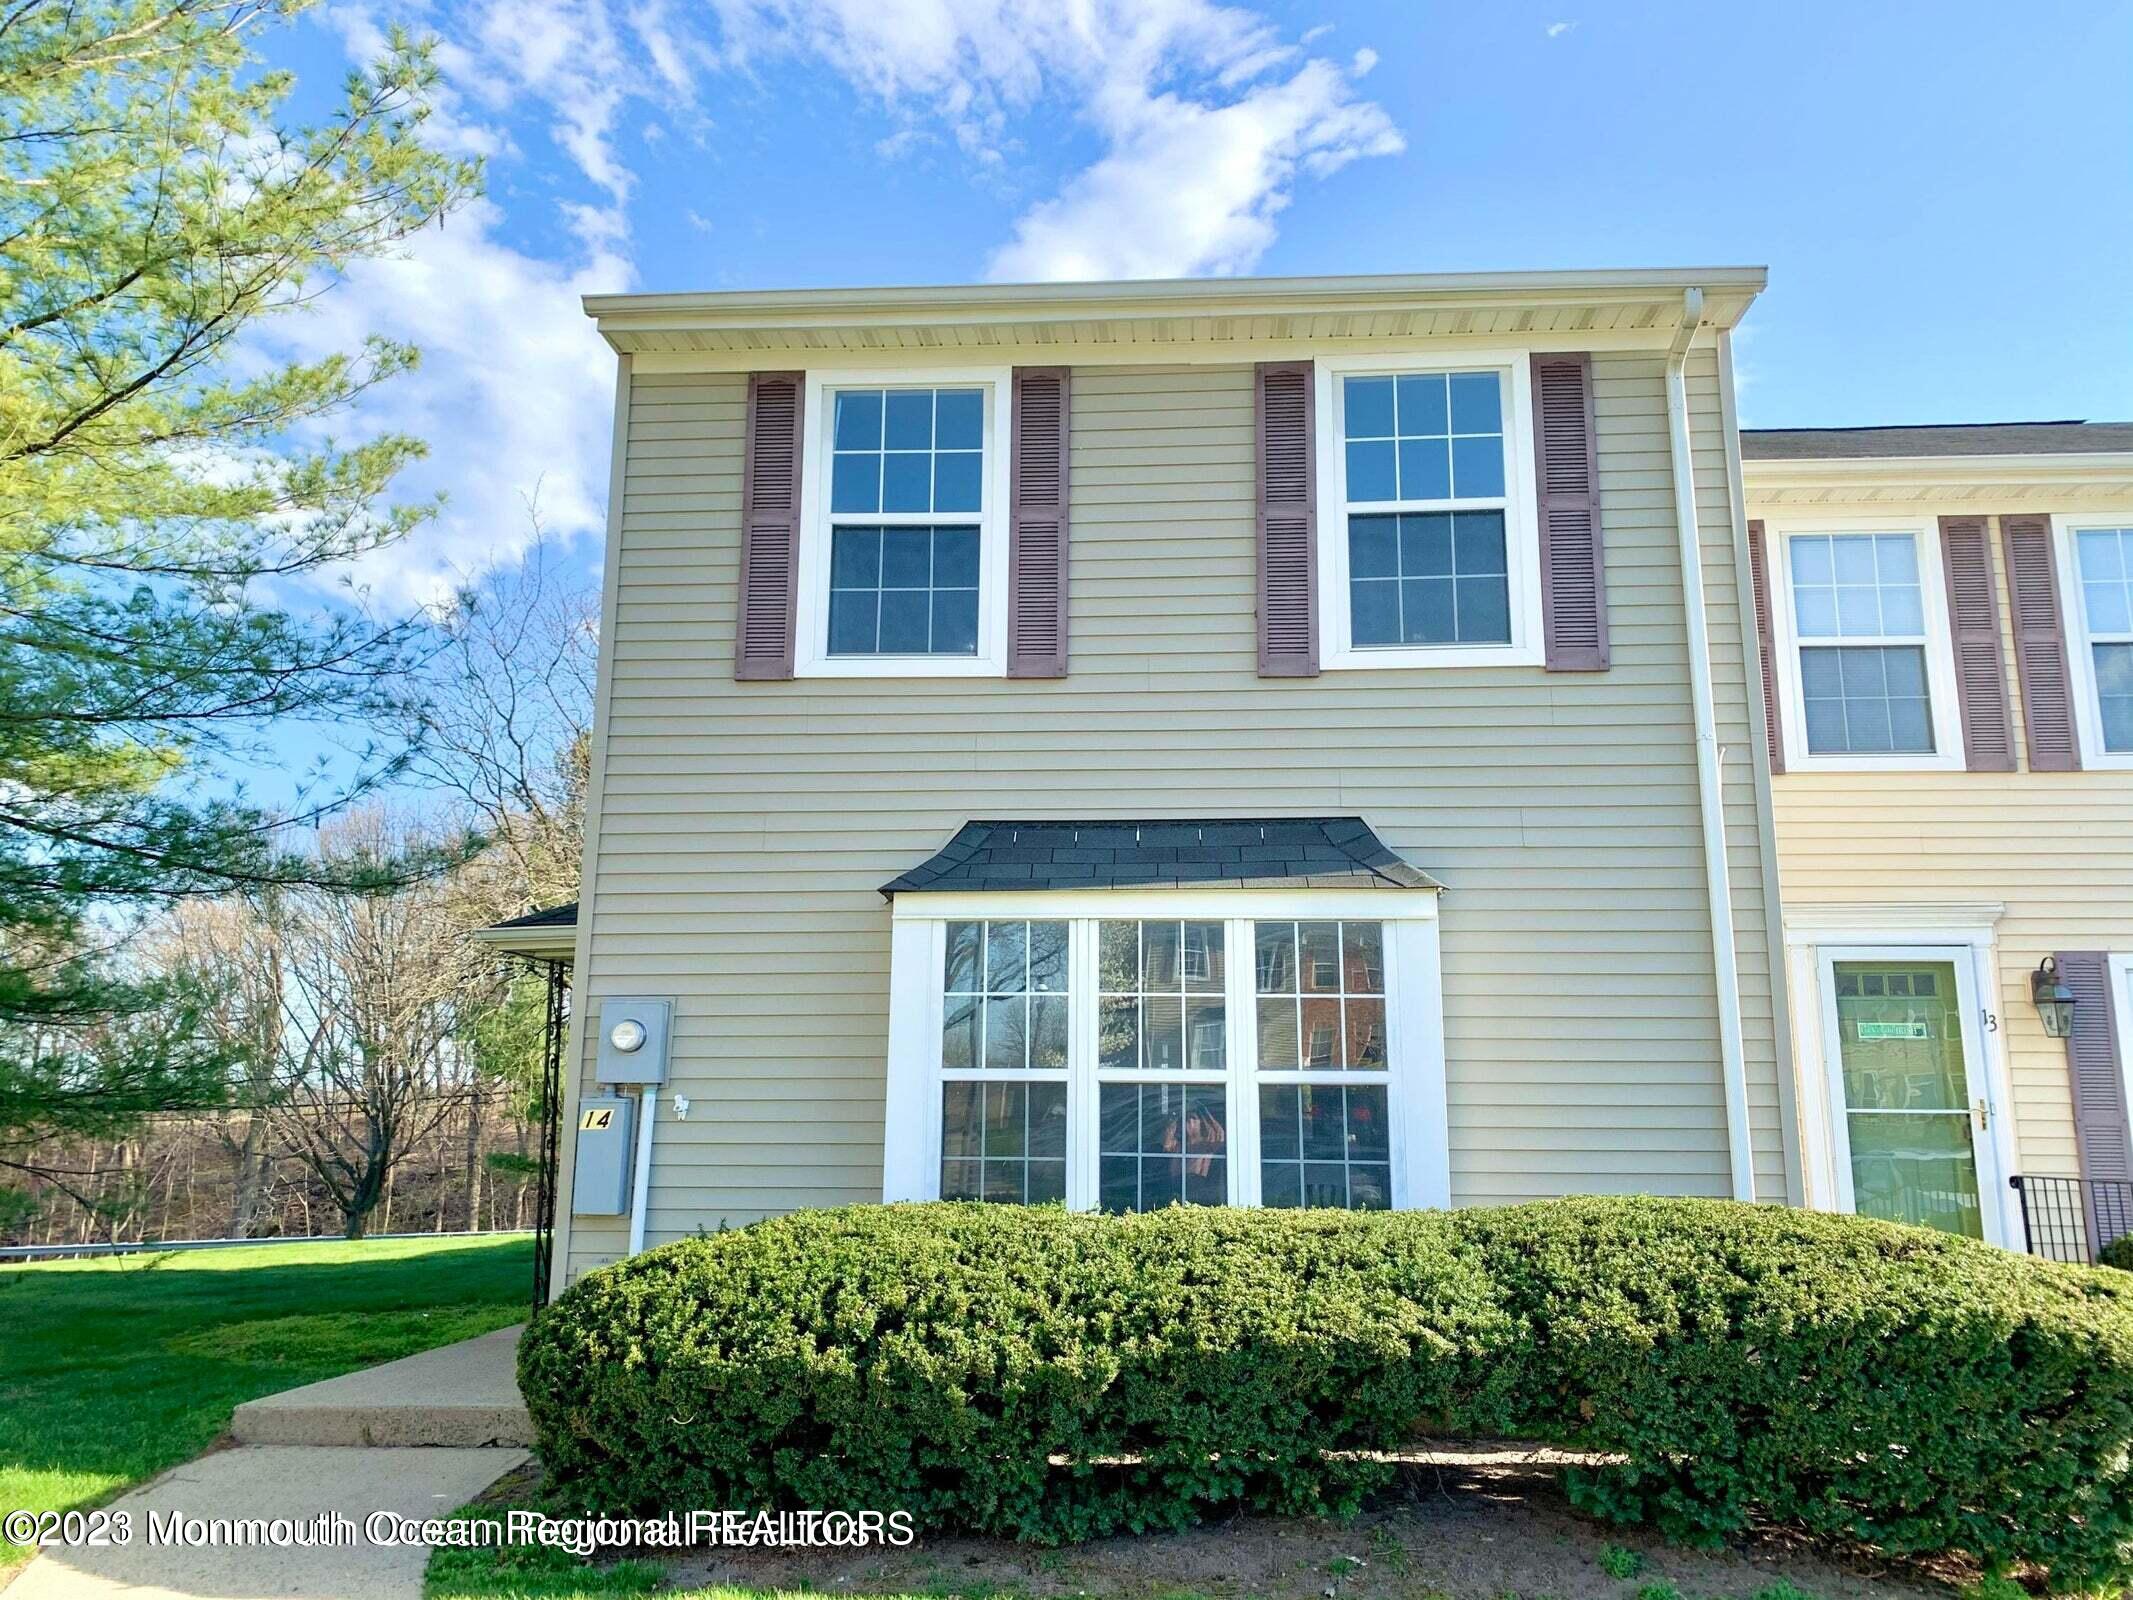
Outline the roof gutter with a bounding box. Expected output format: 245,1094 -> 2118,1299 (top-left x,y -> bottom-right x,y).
1665,287 -> 1756,1202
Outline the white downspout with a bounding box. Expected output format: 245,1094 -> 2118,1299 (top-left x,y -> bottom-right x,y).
1665,287 -> 1756,1203
627,1086 -> 658,1254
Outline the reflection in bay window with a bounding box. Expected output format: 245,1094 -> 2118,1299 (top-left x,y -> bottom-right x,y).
939,920 -> 1067,1202
1254,920 -> 1392,1210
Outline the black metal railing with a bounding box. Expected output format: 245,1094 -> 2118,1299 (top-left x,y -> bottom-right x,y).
2010,1174 -> 2133,1265
531,958 -> 570,1313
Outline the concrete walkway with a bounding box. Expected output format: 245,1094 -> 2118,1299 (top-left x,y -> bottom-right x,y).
9,1328 -> 533,1599
7,1446 -> 528,1600
232,1325 -> 531,1447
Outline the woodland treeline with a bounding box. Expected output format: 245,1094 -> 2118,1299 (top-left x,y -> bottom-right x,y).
1,538 -> 592,1245
0,0 -> 608,1245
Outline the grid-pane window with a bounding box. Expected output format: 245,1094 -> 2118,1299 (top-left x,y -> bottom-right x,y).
1096,919 -> 1228,1210
826,386 -> 983,657
1789,533 -> 1935,754
939,920 -> 1067,1204
828,527 -> 979,656
1098,1082 -> 1228,1211
1097,919 -> 1226,1072
1342,372 -> 1510,648
941,1082 -> 1066,1203
910,910 -> 1430,1213
2077,528 -> 2133,752
1253,920 -> 1392,1210
1259,1085 -> 1391,1210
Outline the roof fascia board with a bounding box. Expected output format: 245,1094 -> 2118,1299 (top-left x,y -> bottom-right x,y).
585,268 -> 1767,347
1745,452 -> 2133,494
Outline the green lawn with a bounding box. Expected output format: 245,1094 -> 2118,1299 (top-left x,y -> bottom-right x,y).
0,1233 -> 532,1569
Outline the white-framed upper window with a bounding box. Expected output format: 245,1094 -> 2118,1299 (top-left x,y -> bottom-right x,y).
1767,517 -> 1965,772
794,367 -> 1012,678
1314,353 -> 1542,671
2060,518 -> 2133,769
881,889 -> 1449,1213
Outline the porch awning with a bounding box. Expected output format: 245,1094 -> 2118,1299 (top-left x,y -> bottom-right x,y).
880,818 -> 1439,899
472,902 -> 578,962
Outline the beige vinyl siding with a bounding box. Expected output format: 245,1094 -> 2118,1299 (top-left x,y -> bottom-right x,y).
1767,512 -> 2133,1181
565,348 -> 1784,1282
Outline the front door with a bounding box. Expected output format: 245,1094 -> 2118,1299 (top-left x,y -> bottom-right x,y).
1818,947 -> 2001,1242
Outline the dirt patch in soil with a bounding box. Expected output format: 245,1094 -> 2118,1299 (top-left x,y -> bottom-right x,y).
659,1465 -> 1961,1600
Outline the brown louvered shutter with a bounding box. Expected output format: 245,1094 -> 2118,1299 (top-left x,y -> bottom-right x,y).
2060,951 -> 2131,1200
1256,360 -> 1317,677
1008,367 -> 1070,678
1937,515 -> 2017,771
1745,520 -> 1786,774
734,371 -> 803,681
2003,513 -> 2081,770
1531,353 -> 1608,670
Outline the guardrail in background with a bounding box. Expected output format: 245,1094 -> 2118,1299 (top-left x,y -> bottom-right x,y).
2010,1174 -> 2133,1265
0,1229 -> 532,1263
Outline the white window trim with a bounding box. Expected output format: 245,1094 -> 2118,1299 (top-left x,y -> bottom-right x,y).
2054,514 -> 2133,771
793,365 -> 1013,679
1313,351 -> 1543,671
1783,913 -> 2021,1249
881,887 -> 1449,1213
1764,514 -> 1966,773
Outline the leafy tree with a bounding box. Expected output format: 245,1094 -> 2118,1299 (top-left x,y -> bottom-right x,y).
0,0 -> 480,1193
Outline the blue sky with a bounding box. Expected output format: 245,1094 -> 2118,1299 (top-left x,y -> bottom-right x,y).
235,0 -> 2132,801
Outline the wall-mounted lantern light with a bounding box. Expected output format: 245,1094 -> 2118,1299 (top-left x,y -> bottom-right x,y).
2032,957 -> 2077,1040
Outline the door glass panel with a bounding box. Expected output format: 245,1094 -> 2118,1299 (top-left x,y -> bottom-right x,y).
1843,1110 -> 1981,1238
1830,960 -> 1981,1238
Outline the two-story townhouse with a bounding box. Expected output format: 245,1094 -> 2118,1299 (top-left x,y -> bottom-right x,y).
1742,422 -> 2133,1258
480,268 -> 1800,1291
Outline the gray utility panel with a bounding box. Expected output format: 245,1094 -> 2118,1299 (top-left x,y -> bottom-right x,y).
572,1094 -> 635,1215
595,998 -> 671,1085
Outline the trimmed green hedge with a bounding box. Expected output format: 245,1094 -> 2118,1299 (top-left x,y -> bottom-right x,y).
521,1198 -> 2133,1584
2100,1232 -> 2133,1273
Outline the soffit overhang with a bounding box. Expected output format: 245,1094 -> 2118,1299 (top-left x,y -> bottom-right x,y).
586,268 -> 1766,357
1746,453 -> 2133,511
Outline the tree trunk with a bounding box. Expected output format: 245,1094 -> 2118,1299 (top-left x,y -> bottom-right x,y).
462,1095 -> 485,1233
228,1113 -> 268,1238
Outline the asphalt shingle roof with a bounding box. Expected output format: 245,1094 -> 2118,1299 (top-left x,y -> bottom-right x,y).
1742,421 -> 2133,460
880,818 -> 1439,898
484,902 -> 578,931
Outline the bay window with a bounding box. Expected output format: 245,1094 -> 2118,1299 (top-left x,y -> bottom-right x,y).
884,891 -> 1447,1213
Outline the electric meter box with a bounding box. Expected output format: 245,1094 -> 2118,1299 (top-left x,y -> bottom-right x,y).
572,1095 -> 635,1215
595,998 -> 671,1085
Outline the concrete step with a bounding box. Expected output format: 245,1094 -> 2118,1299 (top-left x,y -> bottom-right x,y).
230,1324 -> 532,1448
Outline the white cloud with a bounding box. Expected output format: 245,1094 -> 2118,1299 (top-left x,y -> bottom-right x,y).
705,0 -> 1403,280
989,57 -> 1400,281
466,0 -> 637,209
278,0 -> 1402,603
1545,21 -> 1576,38
259,199 -> 629,607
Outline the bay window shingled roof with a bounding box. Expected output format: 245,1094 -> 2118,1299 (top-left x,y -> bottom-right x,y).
880,818 -> 1439,898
